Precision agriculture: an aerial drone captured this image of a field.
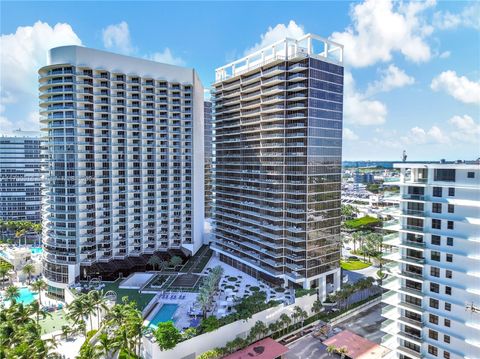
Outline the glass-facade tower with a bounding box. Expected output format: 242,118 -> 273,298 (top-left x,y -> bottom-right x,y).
212,35 -> 343,293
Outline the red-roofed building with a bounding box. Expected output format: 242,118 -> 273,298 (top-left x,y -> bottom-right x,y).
323,330 -> 390,359
223,338 -> 289,359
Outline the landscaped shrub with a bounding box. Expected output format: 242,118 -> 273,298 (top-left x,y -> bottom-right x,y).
295,288 -> 316,298
227,277 -> 237,282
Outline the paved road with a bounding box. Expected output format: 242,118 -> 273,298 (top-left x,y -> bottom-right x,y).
336,303 -> 386,343
286,303 -> 385,359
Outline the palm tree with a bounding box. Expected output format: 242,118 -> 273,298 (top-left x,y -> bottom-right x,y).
15,228 -> 27,247
279,313 -> 291,335
21,263 -> 35,284
5,285 -> 20,303
77,342 -> 101,359
29,300 -> 51,324
311,299 -> 323,319
82,294 -> 97,331
326,345 -> 337,356
31,279 -> 47,305
88,290 -> 108,329
169,255 -> 183,269
268,321 -> 279,337
0,262 -> 10,288
293,306 -> 304,328
249,320 -> 267,342
147,255 -> 161,271
97,332 -> 113,358
337,346 -> 349,359
67,297 -> 89,334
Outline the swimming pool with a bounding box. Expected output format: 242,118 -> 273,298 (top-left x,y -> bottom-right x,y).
149,304 -> 178,328
31,247 -> 43,255
3,287 -> 37,306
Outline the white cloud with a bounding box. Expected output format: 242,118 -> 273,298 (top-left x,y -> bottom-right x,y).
402,125 -> 450,145
331,0 -> 434,67
431,70 -> 480,104
448,115 -> 480,143
245,20 -> 305,55
102,21 -> 134,55
367,64 -> 415,95
0,21 -> 82,134
344,72 -> 387,126
438,50 -> 450,59
149,48 -> 186,66
433,3 -> 480,30
343,128 -> 359,141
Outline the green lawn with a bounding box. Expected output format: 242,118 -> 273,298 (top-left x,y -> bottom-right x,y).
344,216 -> 381,230
38,309 -> 71,334
340,259 -> 372,270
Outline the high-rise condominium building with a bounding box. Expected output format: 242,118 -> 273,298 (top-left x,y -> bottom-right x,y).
212,34 -> 344,293
39,46 -> 204,298
204,101 -> 213,219
0,134 -> 42,222
381,162 -> 480,359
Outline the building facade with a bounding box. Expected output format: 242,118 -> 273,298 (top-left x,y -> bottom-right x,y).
212,34 -> 344,293
39,46 -> 204,297
0,135 -> 42,222
204,101 -> 213,219
381,162 -> 480,359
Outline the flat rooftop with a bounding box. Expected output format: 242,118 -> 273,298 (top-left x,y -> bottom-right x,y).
223,338 -> 289,359
323,330 -> 390,359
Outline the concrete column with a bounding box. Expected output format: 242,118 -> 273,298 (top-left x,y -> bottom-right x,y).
307,37 -> 312,55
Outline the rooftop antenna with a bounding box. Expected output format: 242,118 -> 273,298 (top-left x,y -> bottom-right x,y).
402,150 -> 407,162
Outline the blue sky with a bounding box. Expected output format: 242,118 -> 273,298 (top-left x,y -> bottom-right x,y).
1,0 -> 479,160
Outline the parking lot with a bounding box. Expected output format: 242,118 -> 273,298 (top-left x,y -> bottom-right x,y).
286,303 -> 385,359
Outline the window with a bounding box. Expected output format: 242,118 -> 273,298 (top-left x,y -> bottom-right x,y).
446,270 -> 452,279
444,302 -> 451,311
444,318 -> 451,327
444,351 -> 450,359
429,330 -> 438,340
431,267 -> 440,277
430,282 -> 440,293
428,345 -> 438,356
467,171 -> 475,178
431,235 -> 441,245
432,203 -> 442,213
431,251 -> 441,261
446,254 -> 453,262
432,219 -> 441,229
448,187 -> 455,196
434,169 -> 456,182
444,335 -> 450,344
445,286 -> 452,295
446,237 -> 453,246
448,204 -> 454,213
430,314 -> 439,324
433,187 -> 442,197
447,221 -> 454,230
430,298 -> 439,309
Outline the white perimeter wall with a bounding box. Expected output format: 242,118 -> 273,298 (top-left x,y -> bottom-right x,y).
142,294 -> 317,359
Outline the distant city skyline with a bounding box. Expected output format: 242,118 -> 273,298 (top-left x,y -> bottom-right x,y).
1,0 -> 479,160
